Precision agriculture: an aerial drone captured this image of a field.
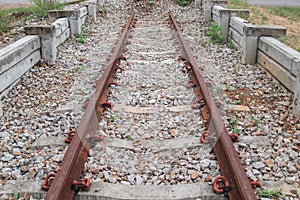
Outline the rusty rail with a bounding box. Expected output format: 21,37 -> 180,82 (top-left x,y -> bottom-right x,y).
45,12 -> 135,200
169,12 -> 257,200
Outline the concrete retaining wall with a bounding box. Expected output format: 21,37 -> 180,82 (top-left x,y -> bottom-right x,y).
0,3 -> 97,103
205,0 -> 300,116
0,36 -> 41,95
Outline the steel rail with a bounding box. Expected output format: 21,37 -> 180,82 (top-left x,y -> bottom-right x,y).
45,12 -> 135,200
169,12 -> 257,200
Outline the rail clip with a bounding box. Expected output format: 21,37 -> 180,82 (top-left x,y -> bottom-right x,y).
42,173 -> 55,191
72,178 -> 91,193
213,176 -> 232,194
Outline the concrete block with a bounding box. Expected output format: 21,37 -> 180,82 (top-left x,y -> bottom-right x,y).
242,24 -> 286,64
55,28 -> 70,47
229,27 -> 242,49
0,50 -> 41,93
25,25 -> 57,63
69,7 -> 87,35
88,4 -> 97,21
293,59 -> 300,117
230,17 -> 248,35
195,0 -> 202,7
204,0 -> 227,22
53,17 -> 69,36
0,36 -> 40,75
48,10 -> 74,22
0,101 -> 3,117
258,37 -> 294,71
257,50 -> 295,92
215,7 -> 249,42
0,180 -> 46,199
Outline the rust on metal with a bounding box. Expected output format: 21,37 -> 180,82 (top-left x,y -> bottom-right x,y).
169,12 -> 257,200
65,130 -> 77,143
213,176 -> 232,194
45,12 -> 135,200
41,173 -> 55,191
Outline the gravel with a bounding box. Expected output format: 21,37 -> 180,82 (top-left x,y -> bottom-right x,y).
0,0 -> 299,199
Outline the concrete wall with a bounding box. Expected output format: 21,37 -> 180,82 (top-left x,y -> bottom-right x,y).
0,36 -> 41,95
0,3 -> 97,115
205,1 -> 300,116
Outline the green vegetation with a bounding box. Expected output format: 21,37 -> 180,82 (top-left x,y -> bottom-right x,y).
13,192 -> 19,199
147,1 -> 155,6
173,0 -> 192,7
235,100 -> 241,105
206,22 -> 223,44
226,42 -> 234,49
269,7 -> 300,21
252,117 -> 261,126
77,27 -> 86,43
228,0 -> 249,8
259,189 -> 284,199
233,128 -> 240,134
225,85 -> 231,91
126,135 -> 133,141
229,118 -> 237,126
0,0 -> 64,33
110,114 -> 117,122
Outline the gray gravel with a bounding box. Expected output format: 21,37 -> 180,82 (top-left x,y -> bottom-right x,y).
0,0 -> 299,199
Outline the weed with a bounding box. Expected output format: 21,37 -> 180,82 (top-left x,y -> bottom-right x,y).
200,39 -> 206,47
206,22 -> 223,44
228,0 -> 249,8
173,0 -> 192,7
229,118 -> 237,126
235,100 -> 241,105
269,7 -> 300,21
259,189 -> 284,199
225,85 -> 231,91
13,192 -> 19,199
233,128 -> 240,134
252,117 -> 261,126
77,34 -> 85,43
0,0 -> 64,32
126,135 -> 133,141
147,1 -> 154,5
227,42 -> 234,49
30,0 -> 64,18
110,114 -> 117,122
297,47 -> 300,52
98,5 -> 107,13
157,28 -> 161,33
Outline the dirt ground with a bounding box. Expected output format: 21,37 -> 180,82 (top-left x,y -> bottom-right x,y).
0,3 -> 31,9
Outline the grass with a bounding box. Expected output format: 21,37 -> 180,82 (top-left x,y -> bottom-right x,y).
259,189 -> 284,199
206,22 -> 223,44
229,0 -> 300,52
173,0 -> 192,7
269,7 -> 300,21
0,0 -> 65,33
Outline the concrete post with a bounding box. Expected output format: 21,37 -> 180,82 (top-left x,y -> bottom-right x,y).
69,10 -> 82,35
215,7 -> 249,42
203,0 -> 227,22
24,25 -> 56,63
293,59 -> 300,118
48,10 -> 74,23
242,24 -> 286,65
88,4 -> 97,21
195,0 -> 202,7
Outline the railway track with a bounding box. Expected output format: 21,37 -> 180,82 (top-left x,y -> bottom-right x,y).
41,2 -> 257,200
